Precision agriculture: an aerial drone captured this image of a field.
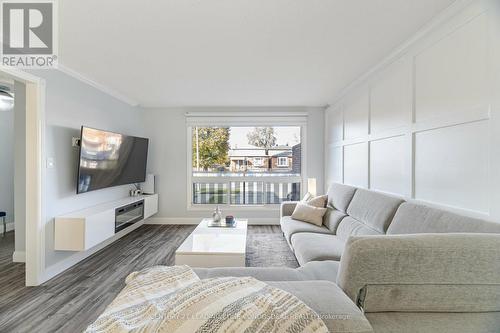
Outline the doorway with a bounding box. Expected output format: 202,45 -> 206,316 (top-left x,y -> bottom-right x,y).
0,79 -> 15,241
0,67 -> 45,286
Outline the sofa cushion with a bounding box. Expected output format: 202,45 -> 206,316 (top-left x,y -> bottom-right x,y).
194,260 -> 340,283
336,216 -> 382,242
295,260 -> 340,282
323,207 -> 347,233
291,232 -> 345,265
267,281 -> 373,333
326,183 -> 357,213
337,234 -> 500,313
346,188 -> 404,233
280,216 -> 332,245
387,202 -> 500,234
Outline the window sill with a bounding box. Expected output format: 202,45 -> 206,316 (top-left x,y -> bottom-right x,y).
187,204 -> 281,212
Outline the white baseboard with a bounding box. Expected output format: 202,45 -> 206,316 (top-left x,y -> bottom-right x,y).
12,251 -> 26,263
145,217 -> 280,225
4,222 -> 15,232
145,217 -> 199,225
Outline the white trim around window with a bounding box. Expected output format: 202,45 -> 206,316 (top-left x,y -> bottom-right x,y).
186,112 -> 308,212
185,111 -> 308,127
277,157 -> 289,167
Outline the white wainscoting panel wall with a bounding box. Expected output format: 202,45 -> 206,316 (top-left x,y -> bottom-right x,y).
415,12 -> 489,122
343,143 -> 368,188
325,0 -> 500,220
370,57 -> 412,134
370,135 -> 408,196
414,121 -> 489,214
343,92 -> 369,140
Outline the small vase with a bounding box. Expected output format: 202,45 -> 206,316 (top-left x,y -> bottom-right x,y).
212,205 -> 222,222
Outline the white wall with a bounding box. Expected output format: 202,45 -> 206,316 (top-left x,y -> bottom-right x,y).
325,0 -> 500,221
19,71 -> 323,281
28,69 -> 144,269
143,107 -> 325,224
0,99 -> 14,229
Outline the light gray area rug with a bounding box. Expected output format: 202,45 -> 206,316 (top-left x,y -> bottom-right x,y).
246,225 -> 299,268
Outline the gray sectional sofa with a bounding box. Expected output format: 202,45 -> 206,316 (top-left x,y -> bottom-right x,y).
195,183 -> 500,333
280,183 -> 500,264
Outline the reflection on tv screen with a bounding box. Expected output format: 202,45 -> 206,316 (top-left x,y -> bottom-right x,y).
77,127 -> 148,194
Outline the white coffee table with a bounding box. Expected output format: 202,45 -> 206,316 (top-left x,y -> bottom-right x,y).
175,218 -> 248,268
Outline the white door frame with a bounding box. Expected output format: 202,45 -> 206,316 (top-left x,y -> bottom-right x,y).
0,66 -> 45,286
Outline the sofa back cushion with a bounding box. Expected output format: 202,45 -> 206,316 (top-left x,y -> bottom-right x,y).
336,216 -> 382,242
388,202 -> 500,234
335,189 -> 403,240
326,183 -> 357,213
337,234 -> 500,313
323,208 -> 347,233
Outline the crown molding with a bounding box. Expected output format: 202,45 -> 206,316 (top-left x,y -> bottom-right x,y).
328,0 -> 476,107
140,104 -> 328,110
0,65 -> 43,84
57,64 -> 140,107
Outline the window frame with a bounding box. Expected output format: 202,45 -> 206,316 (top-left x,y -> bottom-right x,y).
252,157 -> 265,167
277,156 -> 289,167
186,118 -> 307,212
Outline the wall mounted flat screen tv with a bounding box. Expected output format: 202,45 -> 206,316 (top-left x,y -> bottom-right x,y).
77,126 -> 149,194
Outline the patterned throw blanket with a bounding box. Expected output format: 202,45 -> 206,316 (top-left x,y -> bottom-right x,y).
85,265 -> 328,333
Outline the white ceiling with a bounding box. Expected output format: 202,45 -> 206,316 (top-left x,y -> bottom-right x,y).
59,0 -> 456,107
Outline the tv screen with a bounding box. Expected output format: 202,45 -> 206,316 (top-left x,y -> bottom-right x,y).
77,126 -> 149,194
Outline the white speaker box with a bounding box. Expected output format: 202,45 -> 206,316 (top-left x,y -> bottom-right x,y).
143,174 -> 155,194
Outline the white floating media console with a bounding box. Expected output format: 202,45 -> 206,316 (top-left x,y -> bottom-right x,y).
55,194 -> 158,251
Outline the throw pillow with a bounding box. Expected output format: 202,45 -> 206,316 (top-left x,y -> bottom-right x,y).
301,192 -> 313,202
291,202 -> 328,226
306,194 -> 328,208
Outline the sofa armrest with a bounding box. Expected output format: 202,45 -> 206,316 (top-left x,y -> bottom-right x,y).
280,201 -> 298,218
337,233 -> 500,313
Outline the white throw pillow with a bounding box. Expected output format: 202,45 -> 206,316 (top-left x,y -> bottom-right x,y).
291,202 -> 328,226
301,192 -> 313,202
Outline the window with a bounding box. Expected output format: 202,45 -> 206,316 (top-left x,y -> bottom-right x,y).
190,126 -> 303,207
252,157 -> 265,167
277,157 -> 289,167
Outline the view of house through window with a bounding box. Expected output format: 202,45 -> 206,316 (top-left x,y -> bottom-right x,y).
192,126 -> 302,205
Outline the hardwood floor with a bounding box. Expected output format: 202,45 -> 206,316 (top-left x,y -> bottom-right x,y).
0,224 -> 296,333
